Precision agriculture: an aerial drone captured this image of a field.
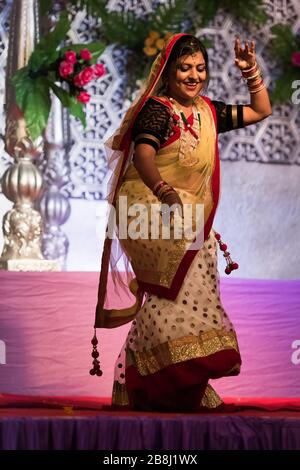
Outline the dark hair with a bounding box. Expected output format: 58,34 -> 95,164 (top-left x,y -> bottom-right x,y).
160,35 -> 209,93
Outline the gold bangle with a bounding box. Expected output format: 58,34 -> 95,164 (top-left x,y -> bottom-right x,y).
247,78 -> 264,90
242,62 -> 257,74
249,84 -> 266,94
160,189 -> 176,203
246,71 -> 261,81
157,185 -> 174,200
152,180 -> 165,195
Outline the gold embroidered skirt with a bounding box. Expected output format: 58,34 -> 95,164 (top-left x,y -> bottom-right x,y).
112,230 -> 241,411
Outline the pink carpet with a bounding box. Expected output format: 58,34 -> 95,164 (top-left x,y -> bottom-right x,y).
0,272 -> 299,398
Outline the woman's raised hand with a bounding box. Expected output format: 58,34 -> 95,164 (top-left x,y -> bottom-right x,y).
234,38 -> 256,70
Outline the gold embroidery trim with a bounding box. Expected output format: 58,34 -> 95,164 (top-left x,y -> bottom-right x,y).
232,105 -> 238,129
129,329 -> 240,376
134,238 -> 187,289
112,381 -> 129,406
200,384 -> 223,409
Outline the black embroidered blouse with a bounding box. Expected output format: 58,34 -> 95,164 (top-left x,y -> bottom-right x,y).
132,97 -> 244,151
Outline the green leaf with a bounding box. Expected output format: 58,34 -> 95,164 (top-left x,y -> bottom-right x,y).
47,80 -> 86,127
39,0 -> 50,16
103,11 -> 146,48
222,0 -> 267,25
11,66 -> 30,88
48,81 -> 73,107
60,42 -> 106,64
194,0 -> 219,26
29,12 -> 71,72
69,96 -> 87,128
194,0 -> 267,26
148,0 -> 187,34
46,80 -> 87,127
270,24 -> 298,64
270,67 -> 300,104
13,74 -> 51,140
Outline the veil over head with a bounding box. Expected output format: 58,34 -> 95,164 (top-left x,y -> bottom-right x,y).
94,33 -> 193,329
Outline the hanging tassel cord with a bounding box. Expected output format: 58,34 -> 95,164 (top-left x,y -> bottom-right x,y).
215,232 -> 239,275
89,329 -> 103,376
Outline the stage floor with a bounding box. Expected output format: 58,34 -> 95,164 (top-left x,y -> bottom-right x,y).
1,395 -> 300,451
1,396 -> 300,418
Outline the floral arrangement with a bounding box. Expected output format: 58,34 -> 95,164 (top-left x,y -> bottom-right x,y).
40,0 -> 269,98
269,24 -> 300,104
143,31 -> 173,57
37,1 -> 298,106
58,48 -> 106,104
292,51 -> 300,68
11,12 -> 106,140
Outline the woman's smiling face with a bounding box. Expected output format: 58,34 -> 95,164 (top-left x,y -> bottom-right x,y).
167,51 -> 207,105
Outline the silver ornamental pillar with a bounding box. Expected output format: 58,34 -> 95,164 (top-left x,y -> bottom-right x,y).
0,0 -> 60,271
39,93 -> 71,268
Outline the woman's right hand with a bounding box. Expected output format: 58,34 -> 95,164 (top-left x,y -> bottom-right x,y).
160,190 -> 183,223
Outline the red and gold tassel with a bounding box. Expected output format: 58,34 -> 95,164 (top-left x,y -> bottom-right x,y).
215,232 -> 239,275
89,329 -> 103,376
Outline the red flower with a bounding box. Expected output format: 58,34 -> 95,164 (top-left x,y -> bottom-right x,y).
94,63 -> 106,77
73,67 -> 94,87
80,49 -> 92,61
64,50 -> 77,64
77,91 -> 90,103
173,114 -> 180,121
291,51 -> 300,67
59,60 -> 74,78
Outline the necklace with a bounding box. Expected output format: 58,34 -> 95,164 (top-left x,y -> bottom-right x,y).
169,97 -> 201,167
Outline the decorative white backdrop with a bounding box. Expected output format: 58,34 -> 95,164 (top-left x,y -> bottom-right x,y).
0,0 -> 299,277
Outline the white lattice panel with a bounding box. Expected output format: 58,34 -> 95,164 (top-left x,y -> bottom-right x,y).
0,0 -> 12,180
1,0 -> 300,201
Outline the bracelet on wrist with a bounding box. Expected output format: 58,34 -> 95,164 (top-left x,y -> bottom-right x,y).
157,186 -> 176,202
242,63 -> 256,72
247,77 -> 264,88
245,70 -> 261,81
152,180 -> 166,196
241,62 -> 257,75
249,83 -> 266,94
160,190 -> 176,203
157,185 -> 174,200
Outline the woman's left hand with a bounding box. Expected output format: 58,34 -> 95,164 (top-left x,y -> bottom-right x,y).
234,38 -> 256,70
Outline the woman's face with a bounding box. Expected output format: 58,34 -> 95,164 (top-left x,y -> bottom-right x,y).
167,51 -> 207,105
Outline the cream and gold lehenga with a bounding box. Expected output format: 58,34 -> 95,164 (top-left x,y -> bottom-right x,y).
94,34 -> 242,412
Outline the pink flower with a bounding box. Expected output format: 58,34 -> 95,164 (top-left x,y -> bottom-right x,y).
80,48 -> 92,61
59,60 -> 74,78
73,67 -> 94,87
94,63 -> 106,77
77,91 -> 90,103
64,50 -> 77,64
291,51 -> 300,67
